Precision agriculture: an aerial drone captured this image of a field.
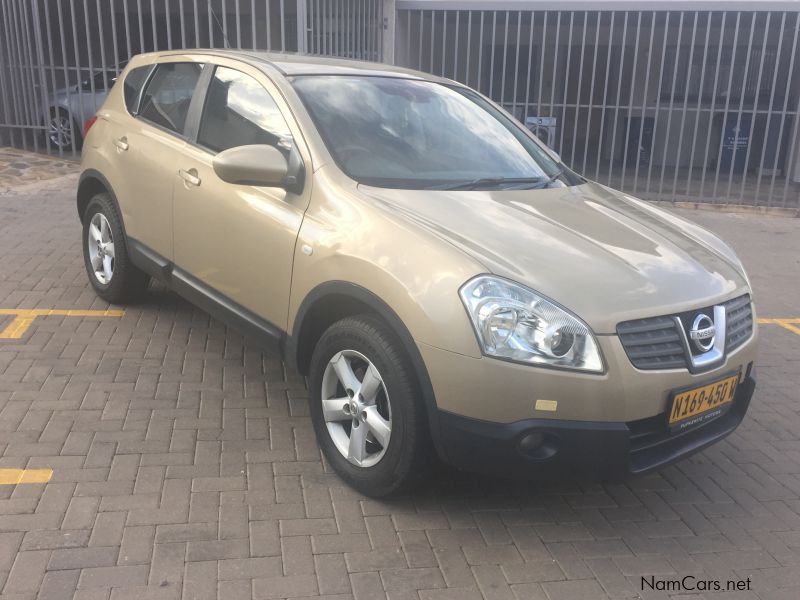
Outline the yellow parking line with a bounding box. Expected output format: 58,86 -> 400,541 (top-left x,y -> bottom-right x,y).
0,468 -> 53,485
0,309 -> 125,339
758,318 -> 800,336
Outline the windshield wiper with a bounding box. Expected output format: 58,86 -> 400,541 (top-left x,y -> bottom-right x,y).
425,176 -> 545,191
525,167 -> 564,190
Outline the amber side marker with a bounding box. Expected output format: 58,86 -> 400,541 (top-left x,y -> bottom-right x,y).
0,309 -> 125,339
0,468 -> 53,485
758,318 -> 800,337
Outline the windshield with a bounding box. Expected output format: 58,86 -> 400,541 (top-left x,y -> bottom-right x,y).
292,75 -> 574,190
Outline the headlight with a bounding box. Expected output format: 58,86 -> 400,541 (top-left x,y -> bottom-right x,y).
459,276 -> 604,373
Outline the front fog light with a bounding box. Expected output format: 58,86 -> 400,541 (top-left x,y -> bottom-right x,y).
459,276 -> 604,373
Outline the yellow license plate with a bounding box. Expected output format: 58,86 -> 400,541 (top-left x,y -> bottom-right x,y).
669,374 -> 739,429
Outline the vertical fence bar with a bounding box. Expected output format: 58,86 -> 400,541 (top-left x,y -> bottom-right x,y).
279,0 -> 285,50
499,12 -> 509,105
711,12 -> 741,201
685,12 -> 713,200
41,0 -> 60,156
595,11 -> 614,179
31,0 -> 50,154
69,0 -> 86,154
620,11 -> 642,190
646,12 -> 671,195
476,12 -> 483,91
2,0 -> 22,149
57,0 -> 76,156
633,11 -> 656,194
96,0 -> 109,89
774,13 -> 800,207
11,0 -> 33,150
656,11 -> 685,197
536,11 -> 547,121
487,11 -> 496,97
669,12 -> 698,199
723,12 -> 756,201
0,4 -> 12,148
582,11 -> 601,173
607,11 -> 629,186
522,11 -> 534,122
19,0 -> 41,153
557,11 -> 573,156
569,12 -> 587,167
754,12 -> 787,205
111,1 -> 121,71
442,10 -> 448,75
549,11 -> 561,150
736,13 -> 770,204
699,12 -> 727,198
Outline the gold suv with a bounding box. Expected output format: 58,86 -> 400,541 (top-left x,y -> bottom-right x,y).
78,50 -> 757,496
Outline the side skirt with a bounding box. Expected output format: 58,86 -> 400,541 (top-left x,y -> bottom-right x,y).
127,238 -> 285,355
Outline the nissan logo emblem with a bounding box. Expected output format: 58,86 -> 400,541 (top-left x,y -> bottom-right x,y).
689,313 -> 715,352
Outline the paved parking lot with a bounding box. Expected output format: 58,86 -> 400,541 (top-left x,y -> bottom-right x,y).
1,162 -> 800,600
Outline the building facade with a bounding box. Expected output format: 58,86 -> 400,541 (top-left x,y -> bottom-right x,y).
1,0 -> 798,208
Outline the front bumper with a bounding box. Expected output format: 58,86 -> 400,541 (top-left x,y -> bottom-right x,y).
437,368 -> 755,480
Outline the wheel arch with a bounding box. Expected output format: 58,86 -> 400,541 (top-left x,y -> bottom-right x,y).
286,281 -> 447,460
77,170 -> 124,233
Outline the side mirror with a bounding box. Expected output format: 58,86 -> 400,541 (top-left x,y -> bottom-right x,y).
212,144 -> 289,187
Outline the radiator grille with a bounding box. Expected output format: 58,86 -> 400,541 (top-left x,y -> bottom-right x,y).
724,294 -> 753,352
617,294 -> 753,371
616,316 -> 687,370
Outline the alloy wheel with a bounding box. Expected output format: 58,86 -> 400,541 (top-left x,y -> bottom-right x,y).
320,349 -> 392,468
87,213 -> 115,284
49,114 -> 73,148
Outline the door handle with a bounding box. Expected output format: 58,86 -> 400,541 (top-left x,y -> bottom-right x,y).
178,168 -> 201,187
113,137 -> 128,151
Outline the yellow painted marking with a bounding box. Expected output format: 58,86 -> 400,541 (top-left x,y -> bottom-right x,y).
0,468 -> 53,485
758,318 -> 800,336
535,399 -> 558,412
0,309 -> 125,339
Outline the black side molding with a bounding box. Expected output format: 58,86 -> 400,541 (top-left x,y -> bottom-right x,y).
127,237 -> 284,354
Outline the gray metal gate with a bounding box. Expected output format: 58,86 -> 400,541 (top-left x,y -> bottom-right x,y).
0,0 -> 300,156
303,0 -> 384,62
396,7 -> 800,209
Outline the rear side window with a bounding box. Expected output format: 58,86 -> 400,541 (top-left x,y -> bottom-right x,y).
138,62 -> 203,134
197,66 -> 292,153
123,66 -> 151,114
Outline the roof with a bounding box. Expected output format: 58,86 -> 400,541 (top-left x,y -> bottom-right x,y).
158,49 -> 437,79
396,0 -> 800,10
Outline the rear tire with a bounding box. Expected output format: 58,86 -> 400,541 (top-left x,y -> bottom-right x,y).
82,193 -> 149,304
308,315 -> 432,497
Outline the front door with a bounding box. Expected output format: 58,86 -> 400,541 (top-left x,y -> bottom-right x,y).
172,64 -> 310,330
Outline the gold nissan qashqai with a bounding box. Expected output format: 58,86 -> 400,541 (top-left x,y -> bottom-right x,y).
78,50 -> 757,497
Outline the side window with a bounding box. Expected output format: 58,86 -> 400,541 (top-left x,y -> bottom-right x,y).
123,66 -> 151,114
138,62 -> 203,134
197,66 -> 293,153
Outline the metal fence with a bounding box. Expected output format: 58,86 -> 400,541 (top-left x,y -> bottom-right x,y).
396,9 -> 800,209
0,0 -> 302,156
304,0 -> 384,61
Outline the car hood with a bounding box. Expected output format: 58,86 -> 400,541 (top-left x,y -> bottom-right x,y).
358,181 -> 749,333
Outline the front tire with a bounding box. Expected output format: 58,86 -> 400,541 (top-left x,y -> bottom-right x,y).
308,315 -> 431,497
82,193 -> 149,304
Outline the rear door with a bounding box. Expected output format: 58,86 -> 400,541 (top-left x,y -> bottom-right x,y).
112,60 -> 204,260
172,61 -> 312,330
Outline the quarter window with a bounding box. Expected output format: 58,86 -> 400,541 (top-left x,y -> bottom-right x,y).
123,66 -> 151,115
138,62 -> 203,134
197,66 -> 292,153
